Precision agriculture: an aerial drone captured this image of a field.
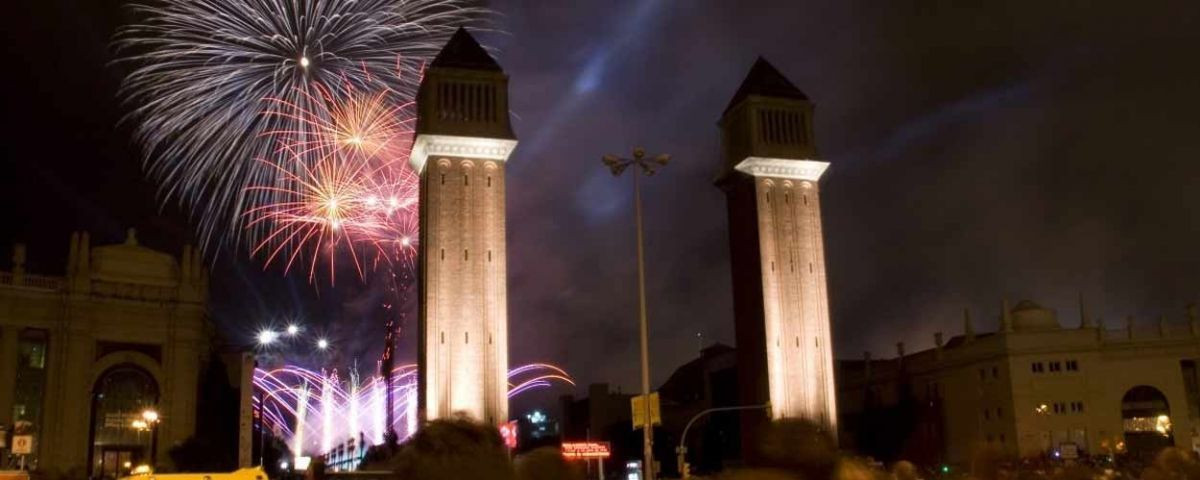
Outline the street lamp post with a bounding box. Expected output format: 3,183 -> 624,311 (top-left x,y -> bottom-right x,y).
602,147 -> 669,480
133,409 -> 160,470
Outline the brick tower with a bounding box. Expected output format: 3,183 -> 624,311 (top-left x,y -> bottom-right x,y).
411,28 -> 517,424
716,58 -> 838,438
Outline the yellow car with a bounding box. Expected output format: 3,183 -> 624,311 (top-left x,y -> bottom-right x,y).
120,467 -> 268,480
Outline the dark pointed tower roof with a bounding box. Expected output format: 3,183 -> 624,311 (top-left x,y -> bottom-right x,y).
723,57 -> 808,115
429,27 -> 502,71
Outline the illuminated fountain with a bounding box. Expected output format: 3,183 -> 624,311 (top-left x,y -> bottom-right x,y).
253,363 -> 573,458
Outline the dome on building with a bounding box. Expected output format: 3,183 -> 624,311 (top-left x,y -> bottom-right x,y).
89,229 -> 180,286
1010,299 -> 1061,331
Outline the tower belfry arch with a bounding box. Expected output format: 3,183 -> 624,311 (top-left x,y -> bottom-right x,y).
411,28 -> 517,425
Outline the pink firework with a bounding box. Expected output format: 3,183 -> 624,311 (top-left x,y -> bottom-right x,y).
246,85 -> 421,283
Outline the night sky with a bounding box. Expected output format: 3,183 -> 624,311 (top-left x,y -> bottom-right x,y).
2,1 -> 1199,398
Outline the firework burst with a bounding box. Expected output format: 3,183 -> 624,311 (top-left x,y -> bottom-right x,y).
114,0 -> 485,250
246,85 -> 421,283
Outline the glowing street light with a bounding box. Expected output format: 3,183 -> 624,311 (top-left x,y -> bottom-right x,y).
601,147 -> 670,480
317,338 -> 329,350
286,324 -> 301,336
257,329 -> 279,346
139,409 -> 161,469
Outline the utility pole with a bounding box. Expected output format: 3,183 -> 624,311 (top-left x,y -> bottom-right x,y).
602,147 -> 669,479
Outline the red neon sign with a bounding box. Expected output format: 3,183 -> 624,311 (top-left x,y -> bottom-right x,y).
499,421 -> 518,449
561,442 -> 611,459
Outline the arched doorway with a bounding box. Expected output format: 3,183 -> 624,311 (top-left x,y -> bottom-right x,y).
89,365 -> 159,479
1121,385 -> 1173,458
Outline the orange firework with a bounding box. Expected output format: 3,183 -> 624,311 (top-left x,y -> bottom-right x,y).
247,85 -> 420,283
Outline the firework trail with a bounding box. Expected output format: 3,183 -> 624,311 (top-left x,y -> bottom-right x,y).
245,84 -> 420,282
114,0 -> 486,250
254,363 -> 574,455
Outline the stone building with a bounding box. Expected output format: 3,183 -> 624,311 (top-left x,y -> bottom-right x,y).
838,299 -> 1200,465
0,229 -> 209,477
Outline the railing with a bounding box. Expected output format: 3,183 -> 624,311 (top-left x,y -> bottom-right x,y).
0,272 -> 63,291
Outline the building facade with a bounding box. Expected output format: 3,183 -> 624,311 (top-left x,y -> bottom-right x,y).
838,299 -> 1200,465
0,229 -> 209,477
716,58 -> 838,443
413,28 -> 517,425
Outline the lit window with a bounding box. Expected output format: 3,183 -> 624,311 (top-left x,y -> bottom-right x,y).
992,366 -> 999,378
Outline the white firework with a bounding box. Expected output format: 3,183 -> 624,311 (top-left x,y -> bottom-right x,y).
113,0 -> 486,250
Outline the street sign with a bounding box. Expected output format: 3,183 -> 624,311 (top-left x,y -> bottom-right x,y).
11,435 -> 32,455
631,392 -> 661,429
561,442 -> 611,460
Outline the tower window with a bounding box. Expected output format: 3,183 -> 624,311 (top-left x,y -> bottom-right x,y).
488,250 -> 492,262
440,249 -> 445,260
464,175 -> 469,186
465,332 -> 469,344
464,249 -> 469,261
441,174 -> 445,185
440,332 -> 445,344
809,263 -> 813,273
803,195 -> 809,205
785,193 -> 789,204
795,337 -> 799,347
487,176 -> 492,187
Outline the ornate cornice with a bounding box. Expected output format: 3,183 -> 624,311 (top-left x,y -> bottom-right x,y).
734,157 -> 829,181
410,134 -> 518,173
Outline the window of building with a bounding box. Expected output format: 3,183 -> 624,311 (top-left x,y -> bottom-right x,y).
1050,361 -> 1062,372
13,329 -> 48,464
986,434 -> 994,443
1032,362 -> 1045,373
1052,402 -> 1066,414
980,369 -> 987,381
1070,401 -> 1085,413
1066,360 -> 1079,371
997,407 -> 1004,419
984,409 -> 991,420
992,366 -> 999,379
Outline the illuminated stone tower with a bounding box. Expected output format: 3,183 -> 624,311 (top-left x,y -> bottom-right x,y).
411,28 -> 516,424
716,58 -> 837,433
